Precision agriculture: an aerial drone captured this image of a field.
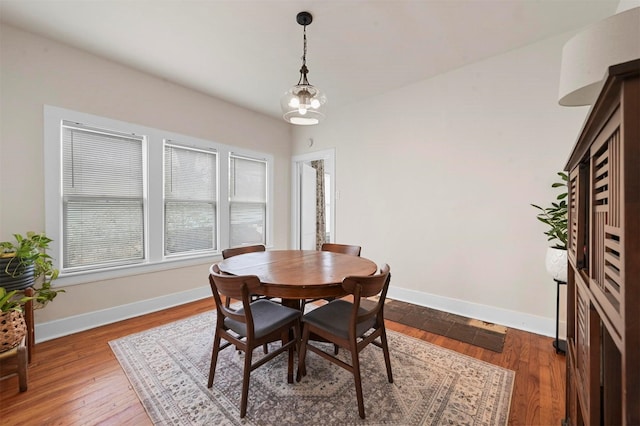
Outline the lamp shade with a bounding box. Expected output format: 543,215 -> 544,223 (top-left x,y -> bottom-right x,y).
558,7 -> 640,106
281,84 -> 327,125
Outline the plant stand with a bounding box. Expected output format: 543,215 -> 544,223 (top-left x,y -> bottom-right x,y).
553,278 -> 567,355
0,337 -> 28,391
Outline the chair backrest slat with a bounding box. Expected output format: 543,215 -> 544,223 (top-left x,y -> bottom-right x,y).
222,244 -> 266,259
321,243 -> 361,257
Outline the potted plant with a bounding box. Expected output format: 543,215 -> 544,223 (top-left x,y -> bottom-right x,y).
531,172 -> 568,282
0,232 -> 64,353
1,232 -> 61,295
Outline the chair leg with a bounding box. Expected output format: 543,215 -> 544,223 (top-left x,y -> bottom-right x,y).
287,319 -> 302,383
296,324 -> 310,381
283,330 -> 294,384
294,319 -> 302,355
240,347 -> 253,418
17,344 -> 28,392
351,346 -> 365,419
380,328 -> 394,383
208,333 -> 222,388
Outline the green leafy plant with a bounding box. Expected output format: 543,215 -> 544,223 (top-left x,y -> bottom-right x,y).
531,172 -> 568,250
1,231 -> 64,307
0,287 -> 35,313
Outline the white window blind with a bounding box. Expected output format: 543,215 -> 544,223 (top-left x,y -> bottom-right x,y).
62,122 -> 145,270
229,155 -> 267,247
164,144 -> 217,255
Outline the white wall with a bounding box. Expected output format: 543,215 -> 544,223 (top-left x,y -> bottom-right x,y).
292,32 -> 591,336
0,24 -> 292,340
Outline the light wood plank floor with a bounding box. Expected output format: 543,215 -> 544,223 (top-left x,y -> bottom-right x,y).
0,298 -> 566,425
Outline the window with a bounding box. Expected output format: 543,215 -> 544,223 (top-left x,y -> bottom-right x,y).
164,144 -> 217,255
62,122 -> 145,271
44,106 -> 273,284
229,155 -> 267,247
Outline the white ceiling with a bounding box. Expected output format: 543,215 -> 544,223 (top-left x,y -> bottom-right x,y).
0,1 -> 620,120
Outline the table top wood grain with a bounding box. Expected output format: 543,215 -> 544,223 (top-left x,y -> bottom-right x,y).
217,250 -> 378,300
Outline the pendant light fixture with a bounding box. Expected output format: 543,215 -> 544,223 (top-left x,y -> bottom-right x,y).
281,11 -> 327,125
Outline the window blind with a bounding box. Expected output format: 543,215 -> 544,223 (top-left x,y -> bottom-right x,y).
62,123 -> 145,269
229,155 -> 267,247
164,144 -> 217,255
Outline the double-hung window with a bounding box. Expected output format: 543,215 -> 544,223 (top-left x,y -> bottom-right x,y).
44,106 -> 273,284
62,122 -> 145,271
164,143 -> 217,255
229,155 -> 267,247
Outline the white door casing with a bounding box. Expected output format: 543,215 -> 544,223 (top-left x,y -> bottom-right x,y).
300,162 -> 317,249
291,149 -> 335,249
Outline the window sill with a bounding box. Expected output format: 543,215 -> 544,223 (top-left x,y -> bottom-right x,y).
53,253 -> 220,287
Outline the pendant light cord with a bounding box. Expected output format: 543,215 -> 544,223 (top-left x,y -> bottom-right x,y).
298,24 -> 310,86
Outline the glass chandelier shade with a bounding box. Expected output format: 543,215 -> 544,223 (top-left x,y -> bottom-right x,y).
281,12 -> 327,125
281,78 -> 327,125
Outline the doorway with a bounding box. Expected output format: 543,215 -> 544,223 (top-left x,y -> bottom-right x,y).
291,149 -> 335,249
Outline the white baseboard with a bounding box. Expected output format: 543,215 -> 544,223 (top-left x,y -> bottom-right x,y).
387,287 -> 564,338
34,286 -> 211,343
35,285 -> 564,343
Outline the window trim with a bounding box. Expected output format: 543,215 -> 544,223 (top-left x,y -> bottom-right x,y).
44,105 -> 273,287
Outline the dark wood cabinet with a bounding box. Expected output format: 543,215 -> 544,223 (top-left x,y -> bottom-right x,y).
564,59 -> 640,426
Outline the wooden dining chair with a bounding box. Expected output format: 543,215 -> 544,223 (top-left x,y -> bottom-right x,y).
297,264 -> 393,419
207,264 -> 301,418
221,244 -> 265,259
221,245 -> 272,354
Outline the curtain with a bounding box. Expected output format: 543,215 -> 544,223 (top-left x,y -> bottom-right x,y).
311,160 -> 325,250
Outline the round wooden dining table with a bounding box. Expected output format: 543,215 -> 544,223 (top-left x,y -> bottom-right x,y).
217,250 -> 378,303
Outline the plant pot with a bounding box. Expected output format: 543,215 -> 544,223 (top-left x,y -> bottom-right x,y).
545,247 -> 568,282
0,257 -> 35,291
0,310 -> 27,353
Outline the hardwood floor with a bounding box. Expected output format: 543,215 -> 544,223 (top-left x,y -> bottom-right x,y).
0,298 -> 566,425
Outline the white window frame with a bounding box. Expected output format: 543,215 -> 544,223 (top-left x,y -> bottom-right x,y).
44,105 -> 273,286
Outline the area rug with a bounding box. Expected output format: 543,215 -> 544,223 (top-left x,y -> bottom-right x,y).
109,311 -> 514,425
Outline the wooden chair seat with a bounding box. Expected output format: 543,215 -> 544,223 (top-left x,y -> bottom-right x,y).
303,300 -> 376,339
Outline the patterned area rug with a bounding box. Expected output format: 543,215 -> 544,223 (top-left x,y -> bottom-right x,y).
109,311 -> 514,425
